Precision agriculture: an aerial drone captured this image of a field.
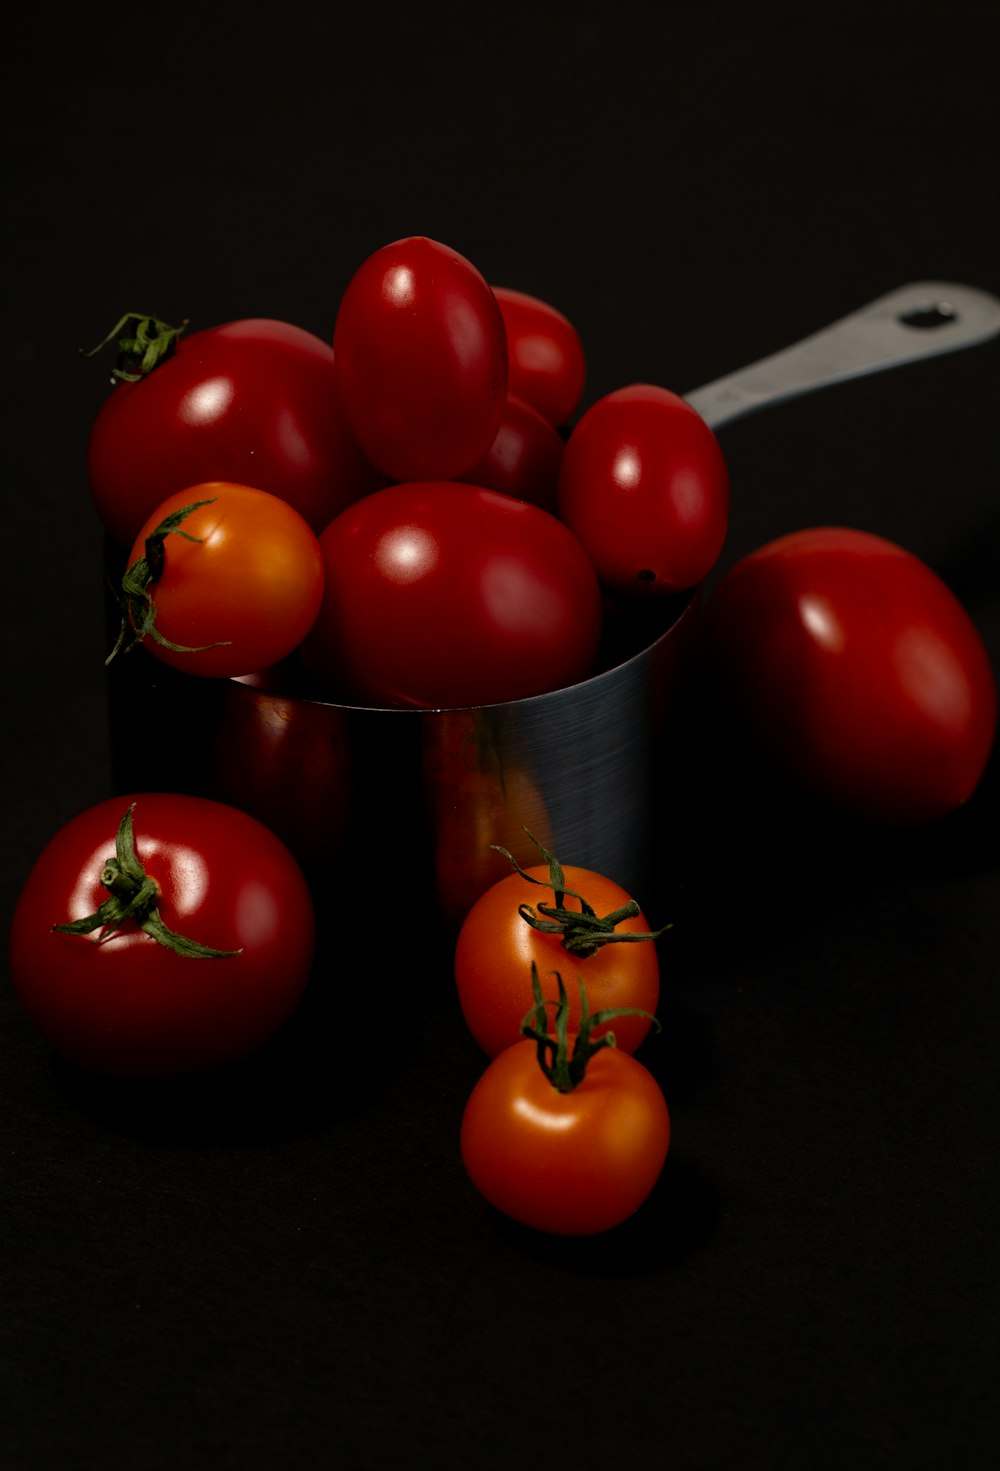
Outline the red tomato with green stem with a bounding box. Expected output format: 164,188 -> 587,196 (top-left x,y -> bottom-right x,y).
8,795 -> 316,1078
558,384 -> 729,596
454,837 -> 665,1057
114,482 -> 325,679
333,236 -> 508,481
461,966 -> 670,1235
303,482 -> 602,709
701,526 -> 997,823
86,313 -> 382,548
491,285 -> 586,427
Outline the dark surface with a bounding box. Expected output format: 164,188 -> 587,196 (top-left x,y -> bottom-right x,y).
3,4 -> 999,1467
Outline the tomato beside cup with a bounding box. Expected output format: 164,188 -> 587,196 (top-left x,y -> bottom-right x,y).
701,526 -> 997,824
9,794 -> 316,1078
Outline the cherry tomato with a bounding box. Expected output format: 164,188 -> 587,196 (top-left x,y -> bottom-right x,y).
333,236 -> 508,481
491,286 -> 586,426
304,482 -> 602,709
461,1028 -> 670,1236
454,860 -> 661,1056
557,384 -> 729,596
457,393 -> 564,512
8,794 -> 316,1078
87,316 -> 382,547
701,526 -> 998,823
118,483 -> 325,679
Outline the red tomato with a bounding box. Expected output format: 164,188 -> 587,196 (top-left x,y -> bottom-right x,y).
557,384 -> 729,596
333,236 -> 508,481
491,286 -> 586,426
457,393 -> 565,512
8,795 -> 316,1077
702,526 -> 998,823
304,482 -> 602,708
461,1035 -> 670,1235
454,861 -> 661,1056
87,316 -> 382,548
119,483 -> 325,679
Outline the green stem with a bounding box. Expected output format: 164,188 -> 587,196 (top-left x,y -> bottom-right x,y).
493,831 -> 671,958
80,311 -> 188,383
106,497 -> 232,665
520,963 -> 659,1092
53,804 -> 240,959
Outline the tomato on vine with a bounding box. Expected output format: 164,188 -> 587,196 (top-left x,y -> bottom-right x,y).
454,835 -> 666,1056
460,965 -> 670,1235
8,795 -> 316,1078
85,313 -> 381,547
112,482 -> 325,679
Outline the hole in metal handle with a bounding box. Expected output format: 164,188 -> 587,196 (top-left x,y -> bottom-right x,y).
897,301 -> 959,329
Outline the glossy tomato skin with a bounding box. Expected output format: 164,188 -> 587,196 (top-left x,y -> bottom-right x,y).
558,384 -> 729,597
304,482 -> 602,709
8,794 -> 316,1078
491,286 -> 586,427
456,393 -> 565,512
88,318 -> 382,548
454,864 -> 660,1056
461,1039 -> 670,1235
125,482 -> 325,679
702,527 -> 998,823
333,236 -> 508,481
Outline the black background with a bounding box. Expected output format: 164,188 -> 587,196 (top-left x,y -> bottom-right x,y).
3,3 -> 999,1467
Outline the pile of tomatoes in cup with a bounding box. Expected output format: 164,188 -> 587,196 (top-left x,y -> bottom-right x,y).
8,234 -> 998,1237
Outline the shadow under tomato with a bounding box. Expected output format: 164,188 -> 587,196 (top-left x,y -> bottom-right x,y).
482,1155 -> 720,1275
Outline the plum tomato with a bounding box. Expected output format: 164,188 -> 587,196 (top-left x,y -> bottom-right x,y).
557,384 -> 729,597
454,852 -> 662,1057
87,315 -> 382,547
8,794 -> 316,1078
456,393 -> 565,512
303,482 -> 602,709
333,237 -> 508,481
460,970 -> 669,1235
491,285 -> 586,427
701,526 -> 998,823
117,482 -> 325,679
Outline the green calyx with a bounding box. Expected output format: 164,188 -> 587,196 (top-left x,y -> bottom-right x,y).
106,497 -> 231,665
52,804 -> 240,959
493,831 -> 671,959
520,962 -> 659,1093
80,311 -> 188,383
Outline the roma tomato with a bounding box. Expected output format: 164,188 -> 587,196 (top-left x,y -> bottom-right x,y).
701,526 -> 998,823
304,482 -> 602,709
118,483 -> 325,679
557,384 -> 729,596
8,795 -> 316,1078
461,972 -> 670,1236
333,236 -> 508,481
456,393 -> 565,512
87,315 -> 382,547
454,850 -> 662,1056
491,286 -> 586,427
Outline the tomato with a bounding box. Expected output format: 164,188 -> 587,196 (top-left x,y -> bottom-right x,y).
333,236 -> 508,481
303,481 -> 602,709
456,393 -> 564,512
87,315 -> 383,548
460,972 -> 670,1235
557,384 -> 729,596
454,854 -> 662,1056
701,526 -> 998,823
491,286 -> 586,427
117,483 -> 325,679
8,795 -> 316,1077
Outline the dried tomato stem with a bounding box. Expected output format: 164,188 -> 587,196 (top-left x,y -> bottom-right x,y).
520,963 -> 659,1093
